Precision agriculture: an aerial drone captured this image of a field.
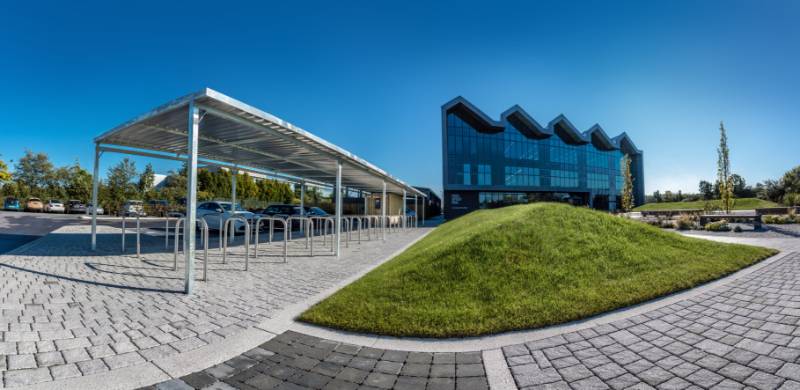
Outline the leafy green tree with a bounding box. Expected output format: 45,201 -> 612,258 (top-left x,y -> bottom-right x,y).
64,163 -> 93,202
0,156 -> 11,182
104,158 -> 138,213
158,163 -> 187,206
781,166 -> 800,194
236,172 -> 259,200
717,122 -> 734,213
14,150 -> 54,197
620,154 -> 634,211
138,163 -> 155,194
758,179 -> 784,202
1,181 -> 20,198
698,180 -> 714,200
652,190 -> 662,203
730,174 -> 747,197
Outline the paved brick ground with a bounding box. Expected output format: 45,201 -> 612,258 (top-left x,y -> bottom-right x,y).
504,236 -> 800,390
140,331 -> 488,390
0,224 -> 429,387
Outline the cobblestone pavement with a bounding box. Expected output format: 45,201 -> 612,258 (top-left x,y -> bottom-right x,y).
0,224 -> 430,387
140,331 -> 488,390
504,235 -> 800,390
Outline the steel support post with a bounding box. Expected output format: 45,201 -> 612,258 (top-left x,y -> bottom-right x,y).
184,102 -> 200,294
299,181 -> 305,232
402,190 -> 407,229
381,182 -> 389,241
414,195 -> 418,228
335,162 -> 342,257
229,166 -> 237,244
90,144 -> 101,250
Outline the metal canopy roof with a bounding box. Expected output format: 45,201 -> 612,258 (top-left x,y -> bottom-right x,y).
95,88 -> 423,196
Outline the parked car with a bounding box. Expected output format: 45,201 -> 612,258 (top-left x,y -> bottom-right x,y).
196,201 -> 255,233
256,204 -> 309,230
86,203 -> 104,215
66,200 -> 86,214
121,200 -> 146,217
44,199 -> 65,213
25,198 -> 44,212
304,206 -> 329,217
3,197 -> 21,211
257,204 -> 303,217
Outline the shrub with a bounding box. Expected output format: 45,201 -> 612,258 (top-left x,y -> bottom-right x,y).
705,220 -> 731,232
763,214 -> 797,224
733,225 -> 743,233
784,193 -> 800,207
703,201 -> 721,213
675,214 -> 694,230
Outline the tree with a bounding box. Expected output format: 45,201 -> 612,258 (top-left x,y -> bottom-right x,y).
699,180 -> 714,200
620,154 -> 634,211
63,162 -> 93,202
104,158 -> 138,213
0,156 -> 10,182
759,179 -> 785,203
652,190 -> 662,203
664,190 -> 673,202
717,122 -> 734,213
138,163 -> 155,194
730,174 -> 747,197
781,166 -> 800,194
14,150 -> 54,197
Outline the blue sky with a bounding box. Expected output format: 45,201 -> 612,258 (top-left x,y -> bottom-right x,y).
1,0 -> 798,196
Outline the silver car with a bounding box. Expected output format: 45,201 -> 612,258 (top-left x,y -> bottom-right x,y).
196,201 -> 255,233
45,200 -> 65,213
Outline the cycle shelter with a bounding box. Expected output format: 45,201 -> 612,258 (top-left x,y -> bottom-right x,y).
90,88 -> 426,294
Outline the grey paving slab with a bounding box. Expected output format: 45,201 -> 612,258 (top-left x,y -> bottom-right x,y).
0,224 -> 432,388
140,331 -> 488,390
504,244 -> 800,390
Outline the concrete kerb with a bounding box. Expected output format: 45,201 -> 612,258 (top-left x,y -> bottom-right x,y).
254,227 -> 436,336
287,245 -> 792,353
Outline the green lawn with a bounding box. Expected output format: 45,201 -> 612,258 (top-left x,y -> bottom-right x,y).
299,203 -> 776,338
634,197 -> 778,211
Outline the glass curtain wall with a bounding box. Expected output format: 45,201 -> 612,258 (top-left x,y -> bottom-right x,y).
446,112 -> 626,209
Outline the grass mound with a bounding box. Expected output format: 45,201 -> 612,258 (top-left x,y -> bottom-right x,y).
300,203 -> 776,337
634,197 -> 778,211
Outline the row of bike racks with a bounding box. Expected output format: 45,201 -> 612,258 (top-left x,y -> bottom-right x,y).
120,212 -> 417,282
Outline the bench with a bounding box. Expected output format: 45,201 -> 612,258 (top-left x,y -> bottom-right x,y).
700,214 -> 762,229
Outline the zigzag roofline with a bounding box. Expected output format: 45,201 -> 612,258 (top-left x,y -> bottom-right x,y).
442,96 -> 642,155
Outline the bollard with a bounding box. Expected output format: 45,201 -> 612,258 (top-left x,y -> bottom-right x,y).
136,214 -> 140,259
165,217 -> 170,249
121,214 -> 126,252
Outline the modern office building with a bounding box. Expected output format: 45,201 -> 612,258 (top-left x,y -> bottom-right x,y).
442,97 -> 644,219
411,186 -> 442,217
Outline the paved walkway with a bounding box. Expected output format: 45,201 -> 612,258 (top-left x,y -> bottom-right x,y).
502,236 -> 800,390
2,221 -> 800,390
0,224 -> 432,388
146,232 -> 800,390
140,331 -> 489,390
